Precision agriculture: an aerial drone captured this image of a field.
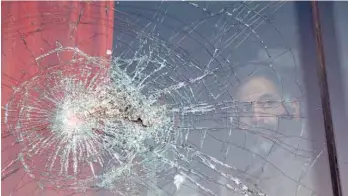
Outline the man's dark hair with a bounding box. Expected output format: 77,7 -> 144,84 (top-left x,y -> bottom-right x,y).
234,62 -> 282,95
233,61 -> 302,100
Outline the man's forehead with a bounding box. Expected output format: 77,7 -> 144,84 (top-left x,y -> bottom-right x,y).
237,76 -> 280,100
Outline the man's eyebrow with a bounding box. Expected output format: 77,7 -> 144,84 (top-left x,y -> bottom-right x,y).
258,94 -> 277,101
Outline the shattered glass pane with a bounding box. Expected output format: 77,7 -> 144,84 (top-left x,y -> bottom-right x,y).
1,1 -> 333,196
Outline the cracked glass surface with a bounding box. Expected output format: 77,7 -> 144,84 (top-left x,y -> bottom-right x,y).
1,1 -> 333,196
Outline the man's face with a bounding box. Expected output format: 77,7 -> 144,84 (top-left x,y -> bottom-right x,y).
237,76 -> 286,131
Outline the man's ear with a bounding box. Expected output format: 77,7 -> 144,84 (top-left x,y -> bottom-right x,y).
283,98 -> 301,120
289,100 -> 300,120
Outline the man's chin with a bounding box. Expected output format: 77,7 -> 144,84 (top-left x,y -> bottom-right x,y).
240,118 -> 304,145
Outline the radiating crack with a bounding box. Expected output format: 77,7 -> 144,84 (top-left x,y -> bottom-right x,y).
2,1 -> 327,196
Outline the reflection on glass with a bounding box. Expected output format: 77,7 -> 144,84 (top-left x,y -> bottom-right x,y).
1,1 -> 333,196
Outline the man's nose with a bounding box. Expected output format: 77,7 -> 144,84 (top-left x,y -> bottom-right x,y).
251,104 -> 262,124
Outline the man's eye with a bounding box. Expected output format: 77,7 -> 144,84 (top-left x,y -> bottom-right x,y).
240,102 -> 252,112
262,100 -> 276,108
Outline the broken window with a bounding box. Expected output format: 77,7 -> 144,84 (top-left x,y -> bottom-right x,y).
1,1 -> 339,196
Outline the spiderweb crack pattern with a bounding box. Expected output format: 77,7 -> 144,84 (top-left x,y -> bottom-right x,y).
2,1 -> 328,196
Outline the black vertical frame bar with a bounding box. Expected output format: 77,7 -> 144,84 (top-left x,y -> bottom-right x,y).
310,2 -> 343,196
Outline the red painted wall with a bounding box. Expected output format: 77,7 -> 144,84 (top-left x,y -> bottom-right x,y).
1,2 -> 114,195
